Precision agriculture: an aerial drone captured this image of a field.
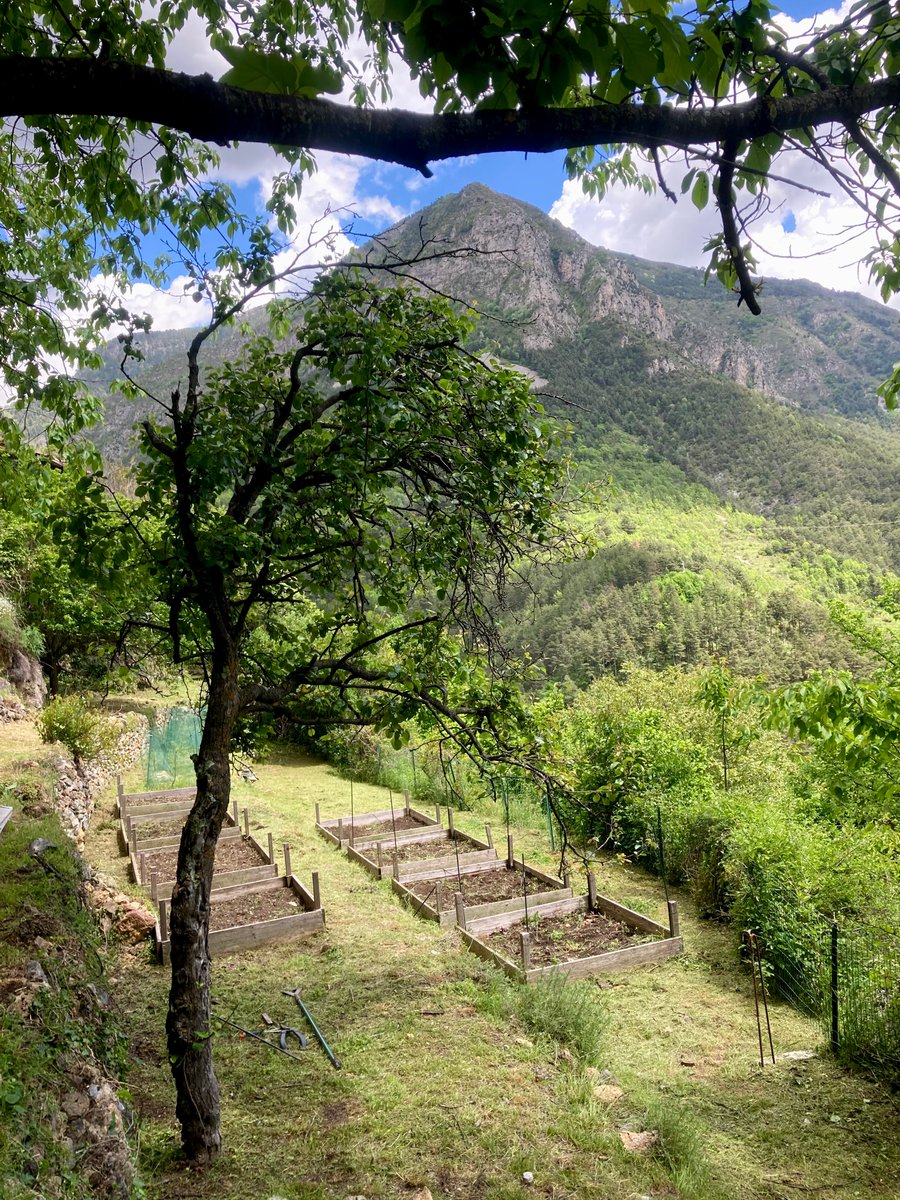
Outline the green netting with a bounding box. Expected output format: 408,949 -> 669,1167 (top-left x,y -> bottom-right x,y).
144,706 -> 203,789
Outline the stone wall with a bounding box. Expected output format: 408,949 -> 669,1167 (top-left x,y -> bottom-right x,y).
51,714 -> 148,850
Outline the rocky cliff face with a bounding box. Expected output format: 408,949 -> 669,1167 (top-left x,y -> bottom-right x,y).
0,641 -> 46,708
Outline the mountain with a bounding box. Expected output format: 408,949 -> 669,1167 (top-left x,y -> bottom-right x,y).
57,184 -> 900,681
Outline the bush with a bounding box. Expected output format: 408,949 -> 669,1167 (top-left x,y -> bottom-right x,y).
36,696 -> 117,768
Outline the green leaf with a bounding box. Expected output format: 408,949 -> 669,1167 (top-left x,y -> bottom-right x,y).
691,171 -> 710,210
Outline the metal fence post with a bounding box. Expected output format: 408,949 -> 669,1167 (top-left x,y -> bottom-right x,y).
831,921 -> 839,1053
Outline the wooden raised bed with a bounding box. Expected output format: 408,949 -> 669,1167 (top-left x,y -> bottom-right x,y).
347,810 -> 496,881
119,795 -> 245,857
131,830 -> 284,902
154,867 -> 325,964
460,874 -> 683,984
116,776 -> 196,818
392,836 -> 572,927
315,793 -> 441,849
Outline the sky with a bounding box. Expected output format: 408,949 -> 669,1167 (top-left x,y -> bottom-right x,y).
135,0 -> 895,330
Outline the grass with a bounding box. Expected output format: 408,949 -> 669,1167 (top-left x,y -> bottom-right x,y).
68,741 -> 900,1199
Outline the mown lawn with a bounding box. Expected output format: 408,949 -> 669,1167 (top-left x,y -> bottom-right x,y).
80,744 -> 900,1200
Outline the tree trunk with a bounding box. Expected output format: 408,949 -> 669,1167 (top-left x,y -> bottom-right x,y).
166,644 -> 240,1164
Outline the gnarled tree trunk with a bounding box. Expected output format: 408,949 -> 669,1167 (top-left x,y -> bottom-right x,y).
165,644 -> 240,1164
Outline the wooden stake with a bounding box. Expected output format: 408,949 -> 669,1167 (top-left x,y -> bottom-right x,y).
507,833 -> 514,870
129,826 -> 137,857
376,842 -> 384,871
447,807 -> 455,837
454,892 -> 467,930
435,804 -> 441,826
242,807 -> 250,837
159,899 -> 168,944
338,817 -> 344,842
139,852 -> 147,885
519,931 -> 532,970
667,900 -> 680,938
484,822 -> 493,848
404,789 -> 411,816
312,872 -> 321,910
563,870 -> 571,891
435,879 -> 443,913
283,843 -> 292,878
232,798 -> 239,827
315,801 -> 321,825
392,851 -> 400,880
587,871 -> 597,913
150,870 -> 159,905
267,832 -> 275,865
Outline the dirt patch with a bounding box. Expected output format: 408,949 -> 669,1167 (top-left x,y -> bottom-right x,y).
484,908 -> 654,968
345,814 -> 433,839
373,834 -> 481,864
408,865 -> 562,908
130,815 -> 187,839
139,837 -> 266,881
210,886 -> 302,931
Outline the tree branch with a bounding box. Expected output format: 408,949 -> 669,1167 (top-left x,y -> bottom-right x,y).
4,55 -> 900,170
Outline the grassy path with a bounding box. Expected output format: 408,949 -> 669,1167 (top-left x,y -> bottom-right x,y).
81,746 -> 898,1200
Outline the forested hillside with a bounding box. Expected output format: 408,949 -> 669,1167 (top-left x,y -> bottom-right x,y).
51,183 -> 900,686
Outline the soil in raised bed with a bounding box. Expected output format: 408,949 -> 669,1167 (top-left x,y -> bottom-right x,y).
408,865 -> 561,908
140,837 -> 266,881
131,814 -> 189,839
209,886 -> 302,931
341,814 -> 433,839
484,908 -> 654,968
375,834 -> 482,865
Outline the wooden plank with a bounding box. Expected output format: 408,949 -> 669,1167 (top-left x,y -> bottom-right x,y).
462,886 -> 572,922
133,826 -> 243,852
350,824 -> 446,849
209,875 -> 288,902
467,894 -> 584,936
398,849 -> 499,881
145,863 -> 278,904
459,929 -> 522,982
593,893 -> 668,935
208,909 -> 325,955
122,786 -> 196,803
529,937 -> 684,981
346,843 -> 381,877
157,908 -> 326,963
125,800 -> 195,821
516,861 -> 566,889
289,874 -> 317,911
247,832 -> 269,863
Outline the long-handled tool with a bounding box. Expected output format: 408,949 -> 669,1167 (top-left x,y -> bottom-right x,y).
283,987 -> 342,1070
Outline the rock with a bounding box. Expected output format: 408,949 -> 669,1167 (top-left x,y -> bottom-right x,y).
522,1172 -> 534,1185
61,1092 -> 91,1119
778,1050 -> 816,1061
25,960 -> 50,986
592,1085 -> 624,1104
411,1189 -> 433,1200
619,1130 -> 659,1154
116,902 -> 156,943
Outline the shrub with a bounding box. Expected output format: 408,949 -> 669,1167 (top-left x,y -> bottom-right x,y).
36,696 -> 117,768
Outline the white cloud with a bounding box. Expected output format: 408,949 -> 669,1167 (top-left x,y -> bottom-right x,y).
550,147 -> 900,309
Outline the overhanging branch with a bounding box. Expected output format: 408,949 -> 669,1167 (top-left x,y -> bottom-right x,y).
4,56 -> 900,171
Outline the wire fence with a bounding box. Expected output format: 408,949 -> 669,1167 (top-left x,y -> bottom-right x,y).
763,907 -> 900,1083
143,706 -> 203,789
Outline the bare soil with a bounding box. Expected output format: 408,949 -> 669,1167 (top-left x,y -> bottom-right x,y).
484,908 -> 654,968
139,836 -> 266,881
345,814 -> 433,839
210,885 -> 301,931
130,815 -> 187,839
368,833 -> 485,865
407,865 -> 562,909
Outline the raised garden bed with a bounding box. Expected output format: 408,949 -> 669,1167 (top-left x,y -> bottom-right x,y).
119,797 -> 246,856
460,877 -> 683,983
154,870 -> 324,964
131,830 -> 285,903
116,776 -> 196,818
315,795 -> 441,848
347,816 -> 497,881
392,852 -> 572,927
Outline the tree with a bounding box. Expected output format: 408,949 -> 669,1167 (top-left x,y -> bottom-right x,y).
73,269 -> 577,1162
